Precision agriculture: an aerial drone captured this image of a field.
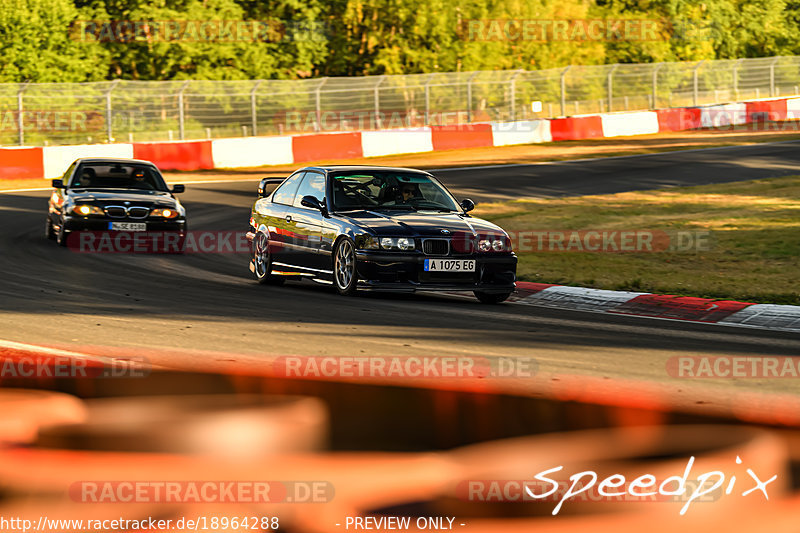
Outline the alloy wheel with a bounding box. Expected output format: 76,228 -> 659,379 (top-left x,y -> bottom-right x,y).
334,239 -> 356,294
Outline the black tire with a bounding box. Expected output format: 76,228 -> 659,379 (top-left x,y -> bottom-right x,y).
474,291 -> 512,304
333,238 -> 358,296
55,218 -> 69,247
253,232 -> 284,285
45,217 -> 56,241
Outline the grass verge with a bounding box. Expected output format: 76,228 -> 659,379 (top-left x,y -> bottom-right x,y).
475,176 -> 800,305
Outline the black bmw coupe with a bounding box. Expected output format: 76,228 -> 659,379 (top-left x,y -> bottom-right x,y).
246,166 -> 517,303
46,158 -> 186,248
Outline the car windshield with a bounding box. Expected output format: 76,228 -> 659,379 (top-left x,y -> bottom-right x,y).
331,171 -> 460,212
69,163 -> 169,191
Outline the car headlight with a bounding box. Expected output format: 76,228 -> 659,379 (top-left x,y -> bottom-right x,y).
478,236 -> 511,252
379,237 -> 415,251
361,236 -> 380,250
397,237 -> 415,251
71,204 -> 104,216
151,207 -> 179,219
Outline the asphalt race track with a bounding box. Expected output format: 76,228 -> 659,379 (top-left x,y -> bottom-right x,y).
2,142 -> 799,417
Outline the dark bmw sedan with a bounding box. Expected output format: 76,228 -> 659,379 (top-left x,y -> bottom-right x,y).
46,158 -> 186,248
246,165 -> 517,303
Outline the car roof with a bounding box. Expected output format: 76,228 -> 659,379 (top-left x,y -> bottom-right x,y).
303,165 -> 431,175
74,157 -> 157,166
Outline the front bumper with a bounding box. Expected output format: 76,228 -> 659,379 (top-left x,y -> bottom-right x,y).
62,216 -> 186,233
355,251 -> 516,293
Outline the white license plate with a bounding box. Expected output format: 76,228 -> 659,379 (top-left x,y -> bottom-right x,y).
108,222 -> 146,232
424,259 -> 476,272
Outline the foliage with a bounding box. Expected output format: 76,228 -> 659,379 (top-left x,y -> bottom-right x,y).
1,0 -> 798,81
0,0 -> 109,82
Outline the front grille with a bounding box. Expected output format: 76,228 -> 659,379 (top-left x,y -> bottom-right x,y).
104,205 -> 151,219
422,239 -> 450,256
105,206 -> 127,218
128,206 -> 150,219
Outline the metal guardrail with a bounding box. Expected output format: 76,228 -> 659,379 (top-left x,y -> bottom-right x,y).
1,55 -> 798,146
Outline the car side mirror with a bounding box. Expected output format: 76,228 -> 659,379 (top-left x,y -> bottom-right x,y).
171,184 -> 185,193
257,178 -> 271,197
51,179 -> 64,189
257,177 -> 287,198
460,198 -> 475,212
301,195 -> 324,211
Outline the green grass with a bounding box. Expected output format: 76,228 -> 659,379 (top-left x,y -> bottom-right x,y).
474,176 -> 800,305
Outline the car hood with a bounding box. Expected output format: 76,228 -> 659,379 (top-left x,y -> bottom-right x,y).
67,189 -> 176,205
340,210 -> 507,237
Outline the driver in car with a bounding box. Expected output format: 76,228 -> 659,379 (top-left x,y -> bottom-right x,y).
131,169 -> 151,189
398,183 -> 419,203
75,167 -> 96,187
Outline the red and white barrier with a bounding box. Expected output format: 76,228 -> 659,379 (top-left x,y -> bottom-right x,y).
746,99 -> 788,122
550,115 -> 604,141
4,95 -> 800,179
431,123 -> 494,151
656,107 -> 703,132
132,140 -> 213,171
600,111 -> 659,137
42,143 -> 133,179
700,103 -> 748,128
490,120 -> 552,145
784,97 -> 800,118
292,132 -> 363,162
211,136 -> 294,168
361,128 -> 434,157
0,147 -> 43,180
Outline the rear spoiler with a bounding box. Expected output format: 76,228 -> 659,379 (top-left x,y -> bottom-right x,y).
257,177 -> 286,196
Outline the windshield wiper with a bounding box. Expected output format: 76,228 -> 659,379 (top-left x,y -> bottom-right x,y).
415,206 -> 455,212
374,204 -> 417,211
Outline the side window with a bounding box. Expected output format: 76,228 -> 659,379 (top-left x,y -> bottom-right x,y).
272,172 -> 306,205
292,172 -> 326,208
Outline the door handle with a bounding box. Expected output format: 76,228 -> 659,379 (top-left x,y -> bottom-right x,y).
286,215 -> 292,222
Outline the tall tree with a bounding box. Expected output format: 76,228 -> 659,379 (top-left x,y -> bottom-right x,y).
74,0 -> 329,80
0,0 -> 108,82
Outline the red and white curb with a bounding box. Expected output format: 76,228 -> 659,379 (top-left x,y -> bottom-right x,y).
511,282 -> 800,333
